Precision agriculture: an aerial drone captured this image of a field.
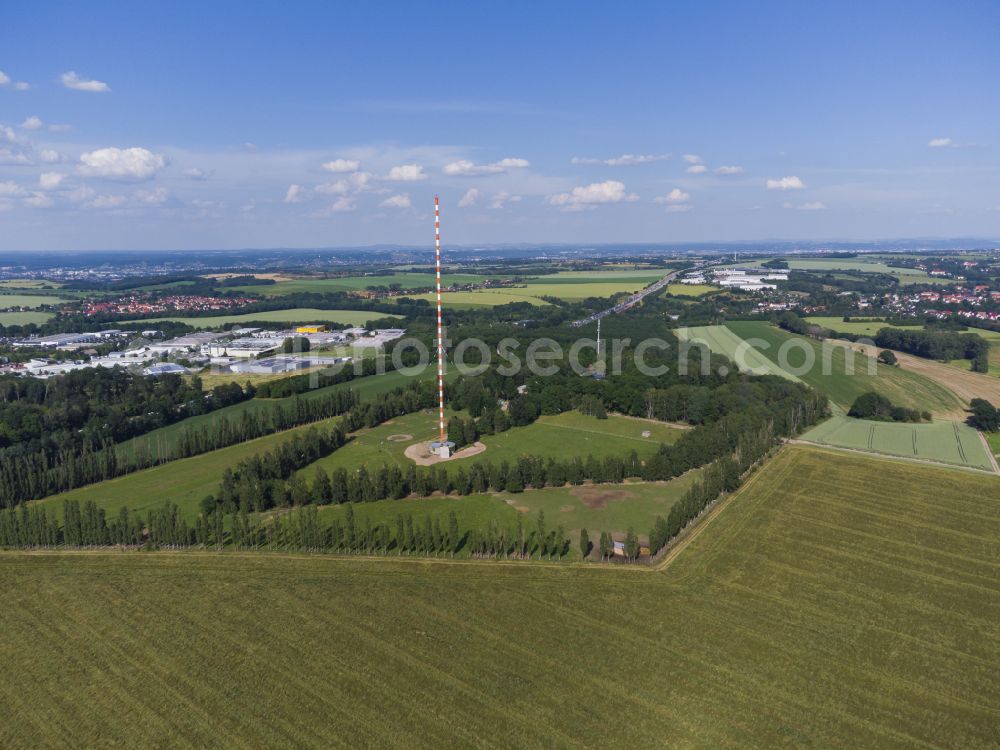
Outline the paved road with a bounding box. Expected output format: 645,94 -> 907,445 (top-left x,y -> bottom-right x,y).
568,268 -> 683,328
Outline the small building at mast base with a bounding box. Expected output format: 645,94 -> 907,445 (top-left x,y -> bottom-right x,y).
429,440 -> 456,459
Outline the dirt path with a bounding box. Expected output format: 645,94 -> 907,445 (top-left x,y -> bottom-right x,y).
404,441 -> 487,466
611,413 -> 693,430
978,432 -> 1000,474
845,339 -> 1000,414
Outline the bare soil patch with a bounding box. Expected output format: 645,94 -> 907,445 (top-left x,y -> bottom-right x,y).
569,485 -> 635,509
559,504 -> 574,513
386,434 -> 412,442
847,340 -> 1000,416
404,441 -> 487,466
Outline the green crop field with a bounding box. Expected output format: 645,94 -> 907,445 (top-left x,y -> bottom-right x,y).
676,325 -> 802,381
298,410 -> 684,480
122,308 -> 402,327
665,283 -> 717,297
404,270 -> 668,307
0,294 -> 67,308
0,311 -> 54,326
723,321 -> 965,416
800,415 -> 993,470
3,445 -> 999,746
0,279 -> 63,289
803,316 -> 924,337
228,273 -> 500,296
777,258 -> 955,285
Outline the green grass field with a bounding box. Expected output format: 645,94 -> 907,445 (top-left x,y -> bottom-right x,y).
117,366 -> 444,464
3,445 -> 999,746
723,321 -> 965,416
988,431 -> 1000,458
0,311 -> 54,326
803,316 -> 924,337
0,294 -> 68,309
123,308 -> 402,327
800,415 -> 993,470
676,325 -> 803,381
298,410 -> 684,480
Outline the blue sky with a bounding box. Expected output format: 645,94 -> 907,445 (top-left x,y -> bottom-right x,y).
1,0 -> 999,251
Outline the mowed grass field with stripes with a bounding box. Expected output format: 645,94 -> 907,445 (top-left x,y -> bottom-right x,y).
3,446 -> 998,747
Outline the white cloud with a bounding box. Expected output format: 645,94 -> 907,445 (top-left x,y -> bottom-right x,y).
0,181 -> 26,197
653,188 -> 690,204
766,175 -> 805,190
549,180 -> 638,209
316,171 -> 372,195
490,192 -> 522,209
85,194 -> 128,210
25,192 -> 54,208
665,204 -> 692,213
184,167 -> 209,180
685,164 -> 708,174
386,164 -> 426,181
798,201 -> 826,210
242,142 -> 258,153
66,186 -> 96,204
60,71 -> 110,93
571,153 -> 671,166
682,154 -> 703,164
714,165 -> 744,175
38,173 -> 66,190
329,196 -> 356,212
927,137 -> 953,148
78,147 -> 166,181
443,157 -> 530,176
136,187 -> 169,205
0,72 -> 29,90
284,184 -> 303,203
0,148 -> 32,165
18,116 -> 69,134
321,158 -> 361,173
38,149 -> 63,164
380,193 -> 411,209
458,188 -> 479,207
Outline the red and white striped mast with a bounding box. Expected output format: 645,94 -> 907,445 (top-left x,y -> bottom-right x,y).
435,195 -> 446,445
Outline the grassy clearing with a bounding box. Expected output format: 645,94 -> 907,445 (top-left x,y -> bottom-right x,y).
494,474 -> 702,544
723,321 -> 965,416
803,316 -> 923,337
36,418 -> 348,522
122,308 -> 401,327
404,289 -> 553,308
3,445 -> 999,746
676,325 -> 802,381
298,410 -> 684,479
987,431 -> 1000,457
0,311 -> 54,326
117,366 -> 443,463
800,415 -> 993,470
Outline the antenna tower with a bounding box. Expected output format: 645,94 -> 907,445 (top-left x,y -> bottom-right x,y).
435,195 -> 446,445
